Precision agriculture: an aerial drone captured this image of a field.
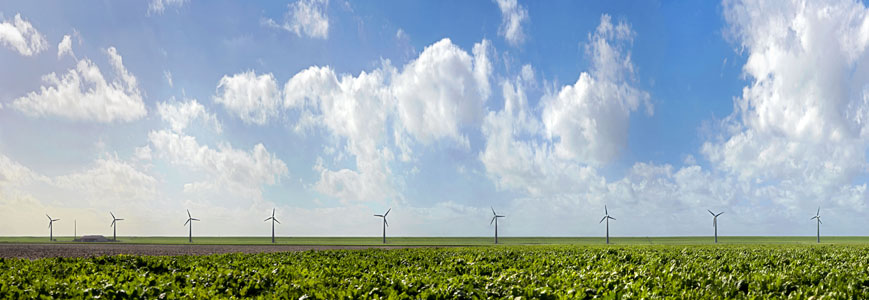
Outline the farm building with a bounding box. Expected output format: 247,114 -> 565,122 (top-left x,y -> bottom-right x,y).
77,235 -> 111,242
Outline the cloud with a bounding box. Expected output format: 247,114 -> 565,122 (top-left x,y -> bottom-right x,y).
12,46 -> 146,122
164,70 -> 173,87
481,15 -> 650,195
394,38 -> 492,147
283,65 -> 396,202
282,38 -> 493,203
148,130 -> 289,202
494,0 -> 529,46
0,153 -> 49,188
134,146 -> 152,162
148,0 -> 188,15
0,13 -> 47,56
264,0 -> 329,39
703,0 -> 869,210
53,156 -> 159,208
57,34 -> 73,59
540,15 -> 650,165
213,71 -> 281,125
157,98 -> 221,133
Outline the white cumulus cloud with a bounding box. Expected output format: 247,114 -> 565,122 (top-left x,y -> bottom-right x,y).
703,0 -> 869,211
12,46 -> 146,122
541,14 -> 650,166
394,38 -> 492,147
0,13 -> 47,56
57,34 -> 73,59
157,98 -> 221,133
494,0 -> 529,46
282,38 -> 493,203
284,65 -> 396,202
213,70 -> 281,125
480,14 -> 649,194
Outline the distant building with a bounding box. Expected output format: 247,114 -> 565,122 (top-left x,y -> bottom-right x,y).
77,235 -> 111,242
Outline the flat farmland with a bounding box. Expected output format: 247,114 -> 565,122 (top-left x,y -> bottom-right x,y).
3,235 -> 869,245
3,244 -> 869,298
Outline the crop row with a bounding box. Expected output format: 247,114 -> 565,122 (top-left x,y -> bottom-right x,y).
2,245 -> 869,299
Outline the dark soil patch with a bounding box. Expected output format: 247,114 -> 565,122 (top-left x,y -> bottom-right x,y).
0,244 -> 437,259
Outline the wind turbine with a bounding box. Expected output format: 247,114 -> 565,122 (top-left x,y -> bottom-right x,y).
599,205 -> 616,244
708,210 -> 724,243
264,208 -> 280,244
109,212 -> 124,242
811,207 -> 822,243
46,214 -> 59,242
490,207 -> 505,244
184,209 -> 200,243
373,208 -> 390,244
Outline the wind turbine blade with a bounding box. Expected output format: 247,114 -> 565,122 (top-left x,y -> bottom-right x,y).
117,218 -> 123,221
46,214 -> 51,220
384,218 -> 389,227
600,216 -> 607,223
818,218 -> 822,224
490,216 -> 496,225
264,217 -> 271,222
717,212 -> 724,217
374,214 -> 383,217
187,209 -> 191,218
609,216 -> 616,220
184,219 -> 190,226
817,207 -> 820,216
111,220 -> 115,227
274,219 -> 281,224
192,218 -> 200,221
384,208 -> 391,217
111,212 -> 115,219
707,209 -> 714,216
605,205 -> 608,215
492,207 -> 496,215
272,208 -> 275,217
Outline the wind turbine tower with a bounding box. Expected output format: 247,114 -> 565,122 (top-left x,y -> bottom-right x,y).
708,210 -> 724,243
264,208 -> 281,243
811,207 -> 822,243
599,206 -> 616,244
373,208 -> 390,244
184,209 -> 200,243
110,212 -> 124,242
46,214 -> 59,242
490,207 -> 505,244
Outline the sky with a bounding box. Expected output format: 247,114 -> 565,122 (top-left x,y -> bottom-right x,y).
2,0 -> 869,237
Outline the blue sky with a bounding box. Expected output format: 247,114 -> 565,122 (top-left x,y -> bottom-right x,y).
2,0 -> 869,238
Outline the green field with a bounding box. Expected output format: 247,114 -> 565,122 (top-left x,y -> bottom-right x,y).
2,236 -> 869,245
4,244 -> 869,298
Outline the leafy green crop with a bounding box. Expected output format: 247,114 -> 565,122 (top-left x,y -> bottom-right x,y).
2,245 -> 869,299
